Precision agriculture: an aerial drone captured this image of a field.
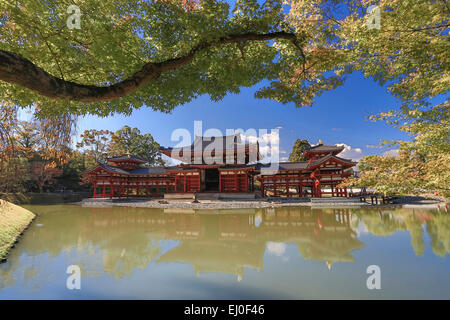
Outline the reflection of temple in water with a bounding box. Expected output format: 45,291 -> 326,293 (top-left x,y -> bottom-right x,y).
155,207 -> 363,278
294,212 -> 364,269
1,205 -> 447,289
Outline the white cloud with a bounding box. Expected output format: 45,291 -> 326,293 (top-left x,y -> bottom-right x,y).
266,242 -> 286,256
242,131 -> 280,163
336,143 -> 364,161
241,132 -> 278,145
162,154 -> 182,166
382,149 -> 399,157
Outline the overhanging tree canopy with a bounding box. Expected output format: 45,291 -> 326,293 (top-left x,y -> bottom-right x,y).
1,0 -> 446,117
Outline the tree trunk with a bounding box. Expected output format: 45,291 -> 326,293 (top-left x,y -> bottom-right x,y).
0,32 -> 298,102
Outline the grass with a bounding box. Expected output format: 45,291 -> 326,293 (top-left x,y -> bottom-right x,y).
0,200 -> 35,260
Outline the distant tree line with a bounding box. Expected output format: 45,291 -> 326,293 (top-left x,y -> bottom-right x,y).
0,103 -> 163,196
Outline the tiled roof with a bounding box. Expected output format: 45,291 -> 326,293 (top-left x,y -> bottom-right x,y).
160,134 -> 258,153
129,167 -> 167,175
98,163 -> 131,175
304,144 -> 344,153
256,161 -> 309,172
218,164 -> 256,170
308,154 -> 355,167
106,154 -> 147,163
92,164 -> 172,175
279,162 -> 309,170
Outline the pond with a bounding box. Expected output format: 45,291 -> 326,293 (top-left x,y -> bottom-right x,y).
0,205 -> 449,299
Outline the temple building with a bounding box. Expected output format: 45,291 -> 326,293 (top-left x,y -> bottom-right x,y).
85,134 -> 356,198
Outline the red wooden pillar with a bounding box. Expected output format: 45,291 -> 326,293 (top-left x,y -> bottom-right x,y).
235,173 -> 238,192
219,172 -> 222,192
93,182 -> 97,198
319,181 -> 322,197
245,171 -> 249,192
109,179 -> 113,199
261,181 -> 265,198
314,179 -> 321,197
286,180 -> 290,197
274,180 -> 278,197
184,175 -> 187,192
299,183 -> 303,197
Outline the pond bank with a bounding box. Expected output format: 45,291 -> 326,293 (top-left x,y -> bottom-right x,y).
0,200 -> 35,262
1,192 -> 90,205
80,196 -> 448,210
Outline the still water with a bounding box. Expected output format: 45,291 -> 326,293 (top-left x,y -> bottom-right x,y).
0,205 -> 449,299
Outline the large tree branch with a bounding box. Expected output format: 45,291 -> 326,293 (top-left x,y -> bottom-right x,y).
0,31 -> 297,102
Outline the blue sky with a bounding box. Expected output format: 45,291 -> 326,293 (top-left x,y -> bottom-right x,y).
15,0 -> 410,164
76,71 -> 408,162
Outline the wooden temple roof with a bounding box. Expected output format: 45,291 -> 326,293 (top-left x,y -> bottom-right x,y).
303,144 -> 345,156
106,154 -> 147,163
308,154 -> 356,168
256,161 -> 309,174
305,144 -> 345,152
95,163 -> 130,175
128,167 -> 172,175
89,163 -> 175,176
160,134 -> 261,160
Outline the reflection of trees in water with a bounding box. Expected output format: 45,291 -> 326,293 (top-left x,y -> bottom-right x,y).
426,213 -> 450,257
353,208 -> 449,257
0,255 -> 38,290
0,205 -> 448,289
101,235 -> 160,279
1,205 -> 164,287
